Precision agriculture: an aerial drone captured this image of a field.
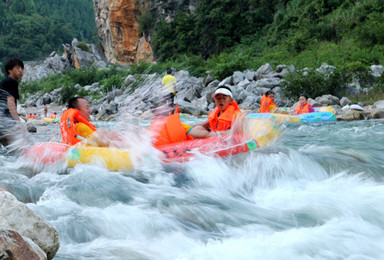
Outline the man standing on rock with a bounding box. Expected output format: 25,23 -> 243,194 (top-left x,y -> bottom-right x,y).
161,68 -> 177,109
0,58 -> 24,148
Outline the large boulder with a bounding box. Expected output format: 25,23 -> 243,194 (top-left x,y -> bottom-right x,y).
232,71 -> 245,85
370,109 -> 384,119
256,63 -> 274,78
254,77 -> 282,89
339,110 -> 365,121
340,97 -> 352,107
0,191 -> 59,259
177,100 -> 205,116
373,100 -> 384,110
315,94 -> 340,106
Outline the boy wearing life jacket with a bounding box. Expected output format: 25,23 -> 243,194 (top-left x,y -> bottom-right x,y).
294,94 -> 315,115
258,90 -> 288,114
60,97 -> 107,146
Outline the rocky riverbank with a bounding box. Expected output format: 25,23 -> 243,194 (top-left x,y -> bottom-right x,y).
21,61 -> 384,123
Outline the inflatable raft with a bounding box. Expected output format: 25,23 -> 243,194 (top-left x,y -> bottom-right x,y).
22,118 -> 280,171
43,117 -> 59,123
248,107 -> 336,124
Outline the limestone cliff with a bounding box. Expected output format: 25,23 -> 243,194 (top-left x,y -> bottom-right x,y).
93,0 -> 197,64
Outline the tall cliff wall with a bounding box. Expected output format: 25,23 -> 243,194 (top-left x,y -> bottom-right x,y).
93,0 -> 197,64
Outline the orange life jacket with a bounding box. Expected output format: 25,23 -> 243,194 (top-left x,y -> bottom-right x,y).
50,113 -> 56,119
27,115 -> 31,119
60,108 -> 96,145
151,114 -> 193,147
208,100 -> 242,132
259,95 -> 277,113
294,103 -> 310,115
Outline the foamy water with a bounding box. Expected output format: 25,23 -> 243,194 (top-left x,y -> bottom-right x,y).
1,119 -> 384,259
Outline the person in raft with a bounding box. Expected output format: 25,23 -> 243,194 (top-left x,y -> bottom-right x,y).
151,86 -> 243,147
194,86 -> 243,134
49,112 -> 57,119
258,90 -> 288,114
294,94 -> 315,115
60,97 -> 108,146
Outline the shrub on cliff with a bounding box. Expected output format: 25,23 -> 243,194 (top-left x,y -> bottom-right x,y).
281,68 -> 346,98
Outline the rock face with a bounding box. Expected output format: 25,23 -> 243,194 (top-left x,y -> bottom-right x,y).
93,0 -> 152,64
93,0 -> 198,64
22,39 -> 107,82
0,190 -> 59,260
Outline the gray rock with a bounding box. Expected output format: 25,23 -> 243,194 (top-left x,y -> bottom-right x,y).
232,71 -> 245,85
191,96 -> 208,111
0,191 -> 59,259
370,109 -> 384,119
344,80 -> 361,97
316,63 -> 336,75
373,100 -> 384,109
204,73 -> 215,86
371,65 -> 384,77
254,77 -> 282,89
315,94 -> 340,106
237,79 -> 250,89
174,70 -> 190,82
27,125 -> 37,133
244,69 -> 256,81
238,90 -> 252,104
218,76 -> 233,86
340,110 -> 365,121
177,100 -> 204,116
256,63 -> 274,77
340,97 -> 352,107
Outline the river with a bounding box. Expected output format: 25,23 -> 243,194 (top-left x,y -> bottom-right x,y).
1,118 -> 384,259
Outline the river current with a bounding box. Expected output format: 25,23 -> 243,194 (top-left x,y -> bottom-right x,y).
1,118 -> 384,259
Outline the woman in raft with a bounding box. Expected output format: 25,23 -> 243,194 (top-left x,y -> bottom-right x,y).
294,94 -> 315,115
151,86 -> 243,147
258,90 -> 288,114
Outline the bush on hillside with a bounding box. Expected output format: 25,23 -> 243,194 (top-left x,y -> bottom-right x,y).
76,42 -> 89,52
281,68 -> 346,98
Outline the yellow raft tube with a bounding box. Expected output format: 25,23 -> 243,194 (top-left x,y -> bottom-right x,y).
63,117 -> 280,171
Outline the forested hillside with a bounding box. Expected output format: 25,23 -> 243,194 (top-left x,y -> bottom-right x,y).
0,0 -> 96,61
149,0 -> 384,77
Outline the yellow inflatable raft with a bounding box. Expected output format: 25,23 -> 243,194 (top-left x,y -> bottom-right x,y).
24,118 -> 280,171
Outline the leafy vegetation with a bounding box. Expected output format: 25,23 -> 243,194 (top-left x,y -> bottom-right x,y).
0,0 -> 96,63
281,68 -> 347,98
146,0 -> 384,77
9,0 -> 384,104
20,64 -> 169,104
